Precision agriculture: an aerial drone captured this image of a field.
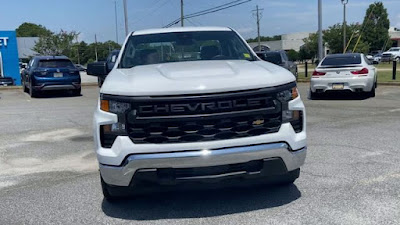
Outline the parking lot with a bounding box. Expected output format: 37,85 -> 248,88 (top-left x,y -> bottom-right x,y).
0,83 -> 399,224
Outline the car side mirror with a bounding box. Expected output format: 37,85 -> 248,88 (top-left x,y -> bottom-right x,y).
87,61 -> 108,76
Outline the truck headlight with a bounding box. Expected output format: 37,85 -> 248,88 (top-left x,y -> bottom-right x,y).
277,87 -> 299,102
277,87 -> 303,133
100,98 -> 131,147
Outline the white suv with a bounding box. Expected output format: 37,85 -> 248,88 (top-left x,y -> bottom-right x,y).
90,27 -> 307,201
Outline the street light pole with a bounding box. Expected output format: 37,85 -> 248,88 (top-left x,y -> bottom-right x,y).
341,0 -> 348,53
115,0 -> 119,43
123,0 -> 129,36
180,0 -> 184,27
318,0 -> 323,61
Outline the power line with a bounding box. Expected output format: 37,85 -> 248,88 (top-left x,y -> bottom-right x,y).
163,0 -> 252,28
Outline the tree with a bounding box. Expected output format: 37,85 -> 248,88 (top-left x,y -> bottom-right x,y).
33,30 -> 79,56
324,23 -> 369,54
287,49 -> 299,61
361,2 -> 390,51
16,22 -> 52,37
301,33 -> 319,60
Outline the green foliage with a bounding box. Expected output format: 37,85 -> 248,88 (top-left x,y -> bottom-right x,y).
300,33 -> 318,60
287,49 -> 299,61
33,30 -> 79,56
246,35 -> 281,43
361,2 -> 390,51
16,22 -> 52,37
324,23 -> 369,54
70,41 -> 121,65
25,22 -> 121,65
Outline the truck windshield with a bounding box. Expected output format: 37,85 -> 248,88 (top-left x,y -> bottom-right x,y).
38,59 -> 75,68
119,31 -> 255,68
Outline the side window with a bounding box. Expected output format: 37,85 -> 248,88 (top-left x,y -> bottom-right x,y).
364,55 -> 372,65
282,52 -> 289,61
111,55 -> 117,63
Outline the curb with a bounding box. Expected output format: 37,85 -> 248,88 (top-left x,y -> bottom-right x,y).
0,83 -> 99,90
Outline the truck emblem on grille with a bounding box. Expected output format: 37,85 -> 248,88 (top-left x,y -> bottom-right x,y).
252,119 -> 265,126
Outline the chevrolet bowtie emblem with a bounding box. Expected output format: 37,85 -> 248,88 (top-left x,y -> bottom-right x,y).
253,119 -> 264,126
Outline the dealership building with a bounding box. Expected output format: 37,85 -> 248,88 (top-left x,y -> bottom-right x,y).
0,31 -> 21,85
0,30 -> 38,86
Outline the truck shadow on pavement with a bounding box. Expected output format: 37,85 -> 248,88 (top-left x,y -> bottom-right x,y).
101,184 -> 301,220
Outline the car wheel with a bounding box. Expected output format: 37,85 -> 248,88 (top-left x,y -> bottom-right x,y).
72,88 -> 81,96
23,79 -> 28,93
101,176 -> 120,202
368,84 -> 376,98
29,82 -> 38,98
396,57 -> 400,62
309,89 -> 317,100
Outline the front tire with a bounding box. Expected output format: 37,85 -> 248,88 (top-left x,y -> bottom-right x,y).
23,79 -> 28,93
29,82 -> 38,98
101,176 -> 120,202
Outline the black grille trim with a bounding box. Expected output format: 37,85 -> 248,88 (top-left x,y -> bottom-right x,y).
124,90 -> 284,144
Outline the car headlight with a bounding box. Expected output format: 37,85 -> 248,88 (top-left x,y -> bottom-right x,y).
99,98 -> 131,148
277,86 -> 303,133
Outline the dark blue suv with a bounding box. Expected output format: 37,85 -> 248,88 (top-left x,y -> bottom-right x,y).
21,56 -> 81,97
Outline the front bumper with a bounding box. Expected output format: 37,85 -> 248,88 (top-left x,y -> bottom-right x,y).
100,142 -> 306,186
310,76 -> 374,93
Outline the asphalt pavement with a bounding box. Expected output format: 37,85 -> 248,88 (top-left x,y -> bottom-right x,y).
0,84 -> 399,225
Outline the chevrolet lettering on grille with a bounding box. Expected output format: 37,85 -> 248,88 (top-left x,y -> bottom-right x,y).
138,97 -> 271,114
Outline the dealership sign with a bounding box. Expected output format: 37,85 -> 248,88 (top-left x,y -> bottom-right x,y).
0,31 -> 20,85
0,37 -> 8,47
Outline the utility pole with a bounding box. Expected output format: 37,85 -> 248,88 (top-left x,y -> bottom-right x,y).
95,34 -> 98,62
341,0 -> 348,53
252,5 -> 264,52
318,0 -> 324,61
180,0 -> 184,27
123,0 -> 129,36
115,0 -> 119,43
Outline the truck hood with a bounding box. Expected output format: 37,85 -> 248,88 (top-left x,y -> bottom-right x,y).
100,60 -> 296,96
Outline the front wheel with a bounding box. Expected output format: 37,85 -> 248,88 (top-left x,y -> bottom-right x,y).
101,176 -> 120,202
29,82 -> 38,98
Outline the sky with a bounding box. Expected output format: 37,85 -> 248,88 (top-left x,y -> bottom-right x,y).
0,0 -> 399,44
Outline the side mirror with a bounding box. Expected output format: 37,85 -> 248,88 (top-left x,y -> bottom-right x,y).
87,61 -> 108,76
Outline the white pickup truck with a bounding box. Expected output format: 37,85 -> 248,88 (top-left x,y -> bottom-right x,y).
381,47 -> 400,62
88,27 -> 307,201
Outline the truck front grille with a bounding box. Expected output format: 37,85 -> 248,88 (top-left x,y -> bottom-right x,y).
123,87 -> 285,144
